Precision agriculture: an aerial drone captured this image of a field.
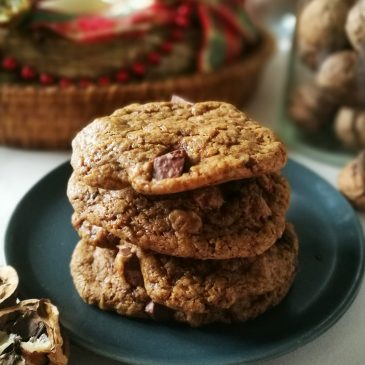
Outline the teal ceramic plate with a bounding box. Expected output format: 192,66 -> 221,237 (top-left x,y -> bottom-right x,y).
5,159 -> 365,365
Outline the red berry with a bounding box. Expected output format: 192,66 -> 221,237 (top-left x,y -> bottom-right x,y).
116,70 -> 129,83
132,62 -> 145,76
40,73 -> 54,85
21,65 -> 36,80
147,52 -> 161,65
178,4 -> 191,17
175,15 -> 189,28
79,78 -> 92,88
2,57 -> 17,70
170,29 -> 183,42
160,42 -> 173,53
98,76 -> 111,86
59,77 -> 72,88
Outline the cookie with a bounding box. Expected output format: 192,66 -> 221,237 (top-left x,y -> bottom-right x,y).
70,101 -> 287,194
137,223 -> 298,314
68,172 -> 290,259
70,223 -> 298,326
70,239 -> 149,318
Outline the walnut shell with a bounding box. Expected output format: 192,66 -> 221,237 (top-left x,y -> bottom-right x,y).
338,151 -> 365,210
0,299 -> 68,365
316,50 -> 365,106
335,107 -> 365,149
0,265 -> 18,309
297,0 -> 354,69
346,0 -> 365,52
288,83 -> 338,132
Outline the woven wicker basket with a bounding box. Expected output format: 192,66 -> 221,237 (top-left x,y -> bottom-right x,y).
0,31 -> 274,149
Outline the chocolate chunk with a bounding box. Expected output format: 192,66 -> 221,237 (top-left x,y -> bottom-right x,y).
144,301 -> 174,321
153,149 -> 187,180
123,255 -> 144,288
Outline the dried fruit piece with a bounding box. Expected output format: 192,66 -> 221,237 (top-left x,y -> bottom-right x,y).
0,299 -> 68,365
0,266 -> 19,309
153,149 -> 187,180
338,150 -> 365,210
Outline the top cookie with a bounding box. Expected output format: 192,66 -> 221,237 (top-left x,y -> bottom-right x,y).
71,101 -> 287,195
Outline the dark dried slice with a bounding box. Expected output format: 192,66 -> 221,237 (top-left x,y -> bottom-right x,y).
153,149 -> 187,180
0,266 -> 19,309
0,299 -> 68,365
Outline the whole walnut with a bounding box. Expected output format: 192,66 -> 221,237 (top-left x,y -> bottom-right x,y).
338,150 -> 365,210
289,83 -> 338,132
346,0 -> 365,52
335,107 -> 365,149
297,0 -> 354,69
316,50 -> 365,106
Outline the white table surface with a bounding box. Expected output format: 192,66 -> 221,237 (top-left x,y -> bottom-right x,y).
1,15 -> 365,365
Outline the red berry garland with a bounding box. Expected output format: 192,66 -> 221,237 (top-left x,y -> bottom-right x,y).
0,7 -> 190,88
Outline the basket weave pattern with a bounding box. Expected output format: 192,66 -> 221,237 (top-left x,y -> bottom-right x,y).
0,32 -> 274,149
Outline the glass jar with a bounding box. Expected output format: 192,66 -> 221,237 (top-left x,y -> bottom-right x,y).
280,0 -> 365,165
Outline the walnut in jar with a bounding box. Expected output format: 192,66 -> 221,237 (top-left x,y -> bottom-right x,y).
297,0 -> 354,69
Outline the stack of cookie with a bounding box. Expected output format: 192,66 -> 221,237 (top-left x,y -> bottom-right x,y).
67,101 -> 298,326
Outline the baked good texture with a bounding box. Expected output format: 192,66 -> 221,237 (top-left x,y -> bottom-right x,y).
70,239 -> 149,318
68,172 -> 290,259
70,101 -> 287,194
137,223 -> 299,314
70,224 -> 298,326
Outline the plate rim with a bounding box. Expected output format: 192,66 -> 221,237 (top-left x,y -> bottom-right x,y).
4,159 -> 365,365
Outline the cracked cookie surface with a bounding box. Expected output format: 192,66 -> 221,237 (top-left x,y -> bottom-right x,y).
68,173 -> 290,259
71,101 -> 287,195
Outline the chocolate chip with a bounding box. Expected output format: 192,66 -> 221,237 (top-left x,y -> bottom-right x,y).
123,255 -> 144,287
153,149 -> 187,180
144,301 -> 174,321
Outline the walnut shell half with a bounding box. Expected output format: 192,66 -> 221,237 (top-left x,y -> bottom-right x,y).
0,299 -> 68,365
0,266 -> 18,309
